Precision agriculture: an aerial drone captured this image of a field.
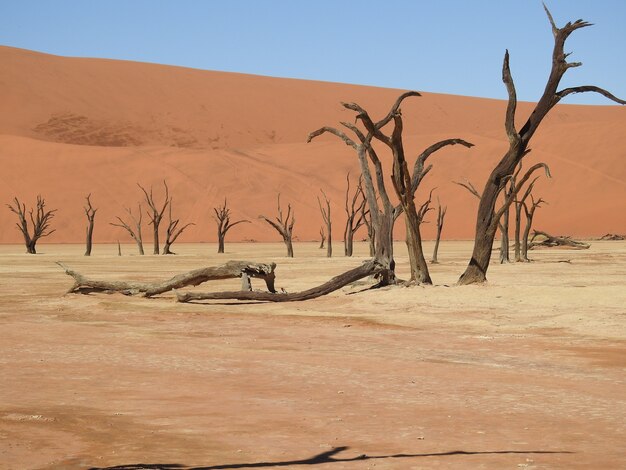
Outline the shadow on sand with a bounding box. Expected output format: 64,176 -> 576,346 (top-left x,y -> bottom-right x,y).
89,445 -> 573,469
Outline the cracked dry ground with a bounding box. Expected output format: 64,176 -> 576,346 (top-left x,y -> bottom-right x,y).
1,242 -> 624,469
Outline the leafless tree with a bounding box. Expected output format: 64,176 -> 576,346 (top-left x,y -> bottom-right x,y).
163,200 -> 194,255
309,91 -> 472,285
213,199 -> 249,254
514,172 -> 544,262
431,199 -> 447,264
361,198 -> 375,257
259,194 -> 295,257
318,190 -> 332,257
343,173 -> 367,257
138,180 -> 169,255
458,5 -> 624,285
522,196 -> 546,260
111,205 -> 144,255
319,227 -> 326,249
6,196 -> 56,254
84,194 -> 97,256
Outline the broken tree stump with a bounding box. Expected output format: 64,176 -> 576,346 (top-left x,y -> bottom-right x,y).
57,260 -> 277,297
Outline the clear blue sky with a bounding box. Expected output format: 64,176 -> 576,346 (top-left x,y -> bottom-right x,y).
1,0 -> 624,104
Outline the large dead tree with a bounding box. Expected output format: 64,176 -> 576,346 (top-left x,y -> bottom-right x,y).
59,260 -> 277,297
6,196 -> 56,254
259,194 -> 295,257
110,205 -> 144,255
431,199 -> 447,264
458,5 -> 624,285
308,91 -> 472,285
138,180 -> 169,255
84,194 -> 97,256
213,199 -> 249,254
343,173 -> 367,257
163,201 -> 194,255
318,190 -> 332,257
521,195 -> 546,260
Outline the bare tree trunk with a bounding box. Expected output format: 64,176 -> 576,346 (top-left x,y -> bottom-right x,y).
431,202 -> 446,264
344,229 -> 354,256
84,194 -> 97,256
58,260 -> 277,297
117,241 -> 122,256
163,201 -> 194,255
500,205 -> 510,263
6,196 -> 56,254
214,199 -> 249,254
110,205 -> 144,255
343,173 -> 367,257
319,227 -> 325,249
177,260 -> 383,303
514,200 -> 523,262
318,190 -> 332,257
138,180 -> 169,255
459,6 -> 624,284
259,194 -> 296,258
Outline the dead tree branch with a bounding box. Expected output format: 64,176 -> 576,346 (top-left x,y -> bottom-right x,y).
7,195 -> 56,254
259,194 -> 295,257
110,205 -> 144,255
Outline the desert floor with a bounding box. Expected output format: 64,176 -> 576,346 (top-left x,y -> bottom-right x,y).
0,240 -> 624,470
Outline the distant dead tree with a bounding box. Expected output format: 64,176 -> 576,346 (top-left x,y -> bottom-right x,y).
318,190 -> 332,257
213,199 -> 250,254
138,180 -> 169,255
521,195 -> 546,260
600,234 -> 625,241
361,198 -> 375,257
111,205 -> 144,255
84,194 -> 97,256
431,199 -> 447,264
343,173 -> 367,257
6,196 -> 56,254
163,201 -> 194,255
259,194 -> 295,257
514,171 -> 545,262
458,5 -> 625,285
319,227 -> 326,249
309,91 -> 472,285
530,230 -> 590,250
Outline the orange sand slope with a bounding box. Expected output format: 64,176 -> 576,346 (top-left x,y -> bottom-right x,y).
0,45 -> 624,244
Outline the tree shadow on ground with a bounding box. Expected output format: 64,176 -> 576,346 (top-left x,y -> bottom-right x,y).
89,445 -> 573,469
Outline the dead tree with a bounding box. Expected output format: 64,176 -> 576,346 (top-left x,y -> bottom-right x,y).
319,227 -> 326,249
138,180 -> 169,255
361,198 -> 376,257
318,190 -> 332,257
459,5 -> 624,285
309,92 -> 472,285
343,173 -> 367,257
514,173 -> 544,261
213,199 -> 250,254
177,259 -> 384,303
6,196 -> 56,254
110,205 -> 144,255
521,195 -> 546,260
600,234 -> 625,241
530,230 -> 590,250
163,201 -> 194,255
259,194 -> 295,257
431,199 -> 447,264
84,194 -> 97,256
58,260 -> 277,297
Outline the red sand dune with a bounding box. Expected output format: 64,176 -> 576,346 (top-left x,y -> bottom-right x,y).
0,45 -> 624,245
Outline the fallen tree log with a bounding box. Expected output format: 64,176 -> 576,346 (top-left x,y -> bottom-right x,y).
176,259 -> 384,303
529,230 -> 590,250
57,260 -> 277,296
600,233 -> 625,241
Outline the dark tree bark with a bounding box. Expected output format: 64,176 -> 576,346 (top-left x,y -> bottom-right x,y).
177,259 -> 383,303
84,194 -> 97,256
522,195 -> 546,260
431,199 -> 447,264
259,194 -> 295,257
117,241 -> 122,256
163,200 -> 194,255
459,5 -> 625,285
213,199 -> 249,254
110,205 -> 144,255
138,180 -> 169,255
319,227 -> 326,249
318,190 -> 332,257
361,196 -> 376,257
500,181 -> 513,264
6,196 -> 56,254
58,260 -> 277,297
343,173 -> 367,257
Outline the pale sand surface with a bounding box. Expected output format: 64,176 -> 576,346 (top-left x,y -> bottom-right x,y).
1,241 -> 625,469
